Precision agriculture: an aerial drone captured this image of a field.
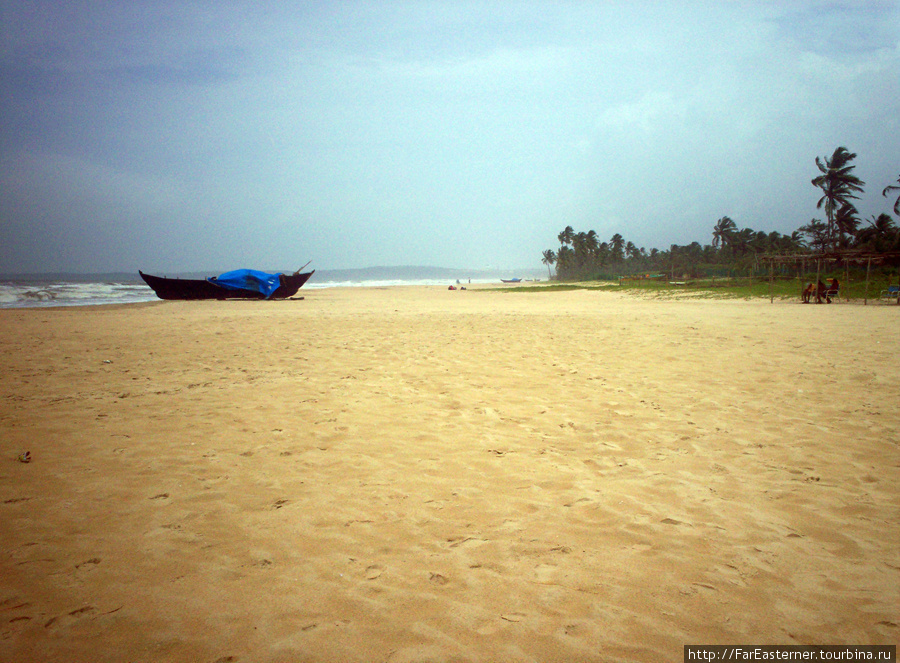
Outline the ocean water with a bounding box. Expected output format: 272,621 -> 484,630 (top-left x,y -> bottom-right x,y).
0,273 -> 534,309
0,279 -> 158,309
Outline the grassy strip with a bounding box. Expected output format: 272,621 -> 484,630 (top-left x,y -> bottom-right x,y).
486,277 -> 900,301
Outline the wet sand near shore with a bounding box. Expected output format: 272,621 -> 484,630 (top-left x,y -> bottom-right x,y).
1,286 -> 897,662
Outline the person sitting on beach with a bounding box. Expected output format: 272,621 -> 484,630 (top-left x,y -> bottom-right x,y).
803,279 -> 828,304
802,282 -> 814,303
824,277 -> 839,304
802,280 -> 827,303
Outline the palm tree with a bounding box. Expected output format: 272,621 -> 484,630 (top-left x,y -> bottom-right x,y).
855,213 -> 898,252
585,230 -> 599,264
751,230 -> 769,254
596,241 -> 610,266
834,205 -> 861,247
789,231 -> 807,252
625,241 -> 639,261
558,226 -> 575,248
730,228 -> 755,258
811,147 -> 866,250
555,245 -> 574,279
541,249 -> 556,279
572,232 -> 590,270
712,216 -> 737,251
883,174 -> 900,216
609,233 -> 625,263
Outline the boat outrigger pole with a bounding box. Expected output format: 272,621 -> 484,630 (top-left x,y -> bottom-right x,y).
293,261 -> 312,276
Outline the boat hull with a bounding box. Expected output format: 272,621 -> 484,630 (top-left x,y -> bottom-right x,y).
139,270 -> 314,300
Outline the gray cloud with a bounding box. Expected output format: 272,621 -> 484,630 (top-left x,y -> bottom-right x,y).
1,1 -> 898,273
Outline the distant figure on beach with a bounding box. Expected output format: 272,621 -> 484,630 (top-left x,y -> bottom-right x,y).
802,279 -> 838,303
802,282 -> 814,303
802,280 -> 826,303
824,277 -> 839,303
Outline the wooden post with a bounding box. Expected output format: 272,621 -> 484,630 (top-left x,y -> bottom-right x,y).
814,258 -> 822,303
843,262 -> 849,303
769,259 -> 774,304
864,256 -> 871,306
801,259 -> 806,299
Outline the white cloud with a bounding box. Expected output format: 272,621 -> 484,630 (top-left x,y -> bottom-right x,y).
595,91 -> 687,134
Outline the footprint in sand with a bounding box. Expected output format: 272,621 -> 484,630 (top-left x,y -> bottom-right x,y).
365,565 -> 383,580
1,597 -> 32,627
75,557 -> 101,569
447,536 -> 486,549
501,612 -> 526,623
44,606 -> 96,629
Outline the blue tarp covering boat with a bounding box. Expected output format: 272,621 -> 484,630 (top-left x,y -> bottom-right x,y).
208,269 -> 283,299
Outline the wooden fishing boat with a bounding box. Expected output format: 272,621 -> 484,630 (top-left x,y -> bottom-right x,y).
139,268 -> 314,300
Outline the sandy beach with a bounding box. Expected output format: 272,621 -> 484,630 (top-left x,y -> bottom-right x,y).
1,286 -> 897,662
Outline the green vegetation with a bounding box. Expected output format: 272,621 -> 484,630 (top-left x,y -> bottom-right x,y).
541,147 -> 900,292
494,274 -> 900,302
811,146 -> 866,251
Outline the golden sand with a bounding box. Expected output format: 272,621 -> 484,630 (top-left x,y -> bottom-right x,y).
1,286 -> 897,662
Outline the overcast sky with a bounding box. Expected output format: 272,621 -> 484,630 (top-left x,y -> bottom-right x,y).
1,1 -> 898,273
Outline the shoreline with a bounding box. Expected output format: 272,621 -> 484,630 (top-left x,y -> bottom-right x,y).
4,275 -> 899,311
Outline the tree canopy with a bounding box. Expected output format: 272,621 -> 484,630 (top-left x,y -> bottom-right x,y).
543,147 -> 898,280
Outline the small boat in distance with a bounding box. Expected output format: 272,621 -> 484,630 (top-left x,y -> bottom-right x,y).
501,278 -> 522,283
139,266 -> 314,300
